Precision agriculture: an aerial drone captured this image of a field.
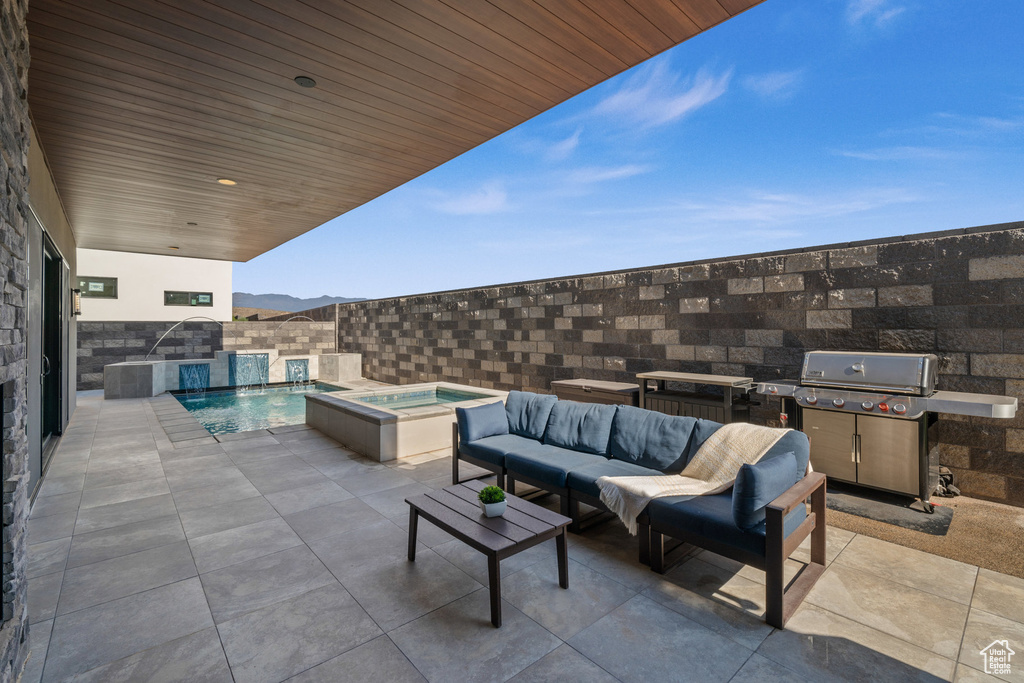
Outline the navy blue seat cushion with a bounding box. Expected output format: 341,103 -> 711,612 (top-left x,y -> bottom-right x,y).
732,451 -> 798,530
647,492 -> 807,557
505,391 -> 558,440
456,402 -> 509,444
566,459 -> 664,499
542,401 -> 616,455
505,441 -> 607,488
608,406 -> 696,472
459,434 -> 535,467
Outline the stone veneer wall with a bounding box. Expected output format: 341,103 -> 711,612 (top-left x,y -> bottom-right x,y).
76,320 -> 337,390
331,223 -> 1024,506
0,0 -> 30,677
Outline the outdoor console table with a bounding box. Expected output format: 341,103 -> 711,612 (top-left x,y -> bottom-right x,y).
405,480 -> 571,627
637,371 -> 755,424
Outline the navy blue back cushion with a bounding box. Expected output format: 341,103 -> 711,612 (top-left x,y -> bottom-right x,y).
456,402 -> 509,444
504,391 -> 557,440
608,406 -> 697,472
685,419 -> 724,462
542,401 -> 616,455
732,451 -> 798,530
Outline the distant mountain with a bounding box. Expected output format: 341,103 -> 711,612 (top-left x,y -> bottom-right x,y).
232,292 -> 366,312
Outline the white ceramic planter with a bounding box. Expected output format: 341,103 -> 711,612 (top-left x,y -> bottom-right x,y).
479,500 -> 507,517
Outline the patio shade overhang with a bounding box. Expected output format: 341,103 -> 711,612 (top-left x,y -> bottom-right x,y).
27,0 -> 763,262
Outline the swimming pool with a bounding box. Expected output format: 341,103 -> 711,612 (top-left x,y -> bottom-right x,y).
175,382 -> 345,435
352,386 -> 494,410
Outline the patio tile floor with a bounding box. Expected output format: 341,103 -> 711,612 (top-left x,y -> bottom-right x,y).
23,393 -> 1024,682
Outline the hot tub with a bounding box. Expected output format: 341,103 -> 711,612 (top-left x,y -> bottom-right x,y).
305,382 -> 507,461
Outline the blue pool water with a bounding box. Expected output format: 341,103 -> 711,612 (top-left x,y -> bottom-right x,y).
175,382 -> 344,435
354,387 -> 490,410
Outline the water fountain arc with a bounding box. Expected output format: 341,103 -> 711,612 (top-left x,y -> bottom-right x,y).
145,316 -> 225,361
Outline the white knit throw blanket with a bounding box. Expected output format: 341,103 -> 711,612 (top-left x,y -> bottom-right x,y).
597,423 -> 791,535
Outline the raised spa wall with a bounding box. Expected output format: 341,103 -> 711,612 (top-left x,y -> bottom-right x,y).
103,351 -> 362,399
306,382 -> 507,461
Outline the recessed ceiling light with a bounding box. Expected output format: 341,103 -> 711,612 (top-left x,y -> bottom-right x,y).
168,246 -> 180,250
294,76 -> 316,88
216,178 -> 237,186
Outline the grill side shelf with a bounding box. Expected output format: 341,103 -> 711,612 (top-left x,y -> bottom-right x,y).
925,392 -> 1018,419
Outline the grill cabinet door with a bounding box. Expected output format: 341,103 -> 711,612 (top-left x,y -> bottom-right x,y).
802,409 -> 857,483
856,414 -> 919,496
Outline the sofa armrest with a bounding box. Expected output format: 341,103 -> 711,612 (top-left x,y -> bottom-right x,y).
767,471 -> 825,517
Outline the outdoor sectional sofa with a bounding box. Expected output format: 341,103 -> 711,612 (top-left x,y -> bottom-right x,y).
451,390 -> 826,628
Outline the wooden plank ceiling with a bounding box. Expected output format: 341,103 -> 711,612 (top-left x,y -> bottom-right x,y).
28,0 -> 763,262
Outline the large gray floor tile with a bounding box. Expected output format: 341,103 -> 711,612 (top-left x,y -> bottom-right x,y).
757,603 -> 956,682
224,443 -> 295,466
165,464 -> 248,493
217,582 -> 381,683
729,653 -> 816,683
179,495 -> 279,539
332,467 -> 416,496
834,534 -> 978,605
200,545 -> 336,623
390,589 -> 560,683
70,627 -> 232,683
958,608 -> 1024,683
308,520 -> 425,582
27,512 -> 77,544
301,452 -> 375,480
29,491 -> 82,520
188,517 -> 304,574
36,474 -> 86,498
264,480 -> 353,516
21,618 -> 52,683
161,453 -> 235,477
508,644 -> 619,683
219,434 -> 282,452
158,442 -> 225,462
341,550 -> 481,632
29,571 -> 63,624
74,493 -> 177,535
283,498 -> 388,544
288,635 -> 425,683
79,478 -> 171,510
57,541 -> 197,615
971,568 -> 1024,624
171,478 -> 262,514
285,434 -> 344,455
501,557 -> 636,640
43,578 -> 214,682
238,456 -> 330,495
569,595 -> 751,683
806,563 -> 969,659
85,451 -> 161,474
27,537 -> 72,579
66,515 -> 185,569
83,462 -> 165,491
360,482 -> 434,519
432,535 -> 552,588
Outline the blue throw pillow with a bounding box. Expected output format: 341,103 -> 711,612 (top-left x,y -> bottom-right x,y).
504,391 -> 558,440
732,451 -> 798,531
542,400 -> 616,455
456,402 -> 509,443
608,405 -> 696,472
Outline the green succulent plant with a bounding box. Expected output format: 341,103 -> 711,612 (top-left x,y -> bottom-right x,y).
478,485 -> 506,505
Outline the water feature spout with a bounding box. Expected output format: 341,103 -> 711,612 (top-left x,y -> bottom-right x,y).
145,316 -> 225,361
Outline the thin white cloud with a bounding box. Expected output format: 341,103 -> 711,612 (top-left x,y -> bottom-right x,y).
546,129 -> 581,161
742,70 -> 805,101
592,62 -> 732,127
846,0 -> 905,28
432,183 -> 509,215
673,187 -> 919,225
836,146 -> 963,161
565,164 -> 650,184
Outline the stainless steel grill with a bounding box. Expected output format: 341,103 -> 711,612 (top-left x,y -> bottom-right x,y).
755,351 -> 1018,511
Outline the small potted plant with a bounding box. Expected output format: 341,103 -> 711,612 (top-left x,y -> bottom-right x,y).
478,485 -> 507,518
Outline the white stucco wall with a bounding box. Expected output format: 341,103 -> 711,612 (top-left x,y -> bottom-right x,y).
76,249 -> 233,321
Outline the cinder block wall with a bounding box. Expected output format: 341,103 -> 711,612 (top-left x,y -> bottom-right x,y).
0,0 -> 31,677
76,320 -> 336,390
330,223 -> 1024,506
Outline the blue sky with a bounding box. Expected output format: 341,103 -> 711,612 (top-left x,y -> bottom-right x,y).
233,0 -> 1024,300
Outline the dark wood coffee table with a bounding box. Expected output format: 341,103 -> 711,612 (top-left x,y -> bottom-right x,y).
405,480 -> 571,627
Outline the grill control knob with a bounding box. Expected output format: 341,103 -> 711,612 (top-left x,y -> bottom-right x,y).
805,396 -> 818,405
767,385 -> 777,394
879,403 -> 889,412
861,401 -> 874,411
892,403 -> 907,415
832,398 -> 845,408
